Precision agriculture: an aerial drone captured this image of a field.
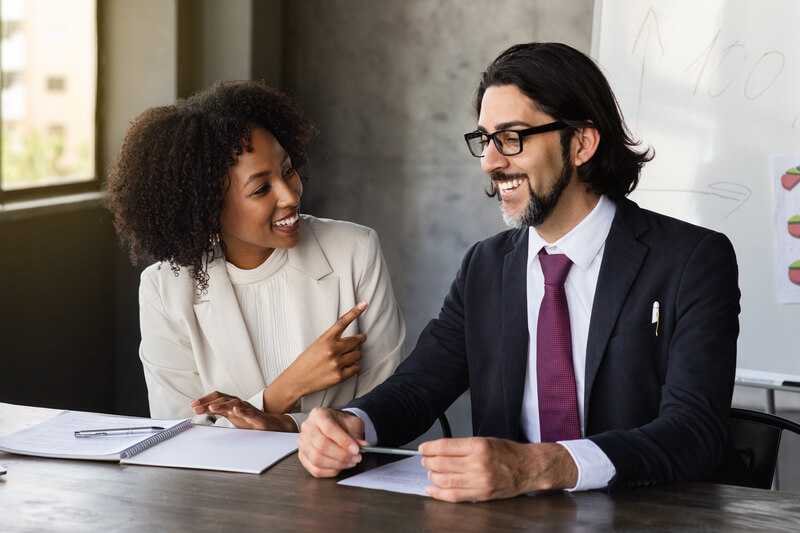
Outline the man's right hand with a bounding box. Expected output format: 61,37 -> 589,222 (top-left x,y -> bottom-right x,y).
297,407 -> 368,478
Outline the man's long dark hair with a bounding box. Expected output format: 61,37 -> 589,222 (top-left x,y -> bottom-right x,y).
475,42 -> 653,200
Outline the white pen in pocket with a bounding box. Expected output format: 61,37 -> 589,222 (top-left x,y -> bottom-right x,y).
652,301 -> 660,336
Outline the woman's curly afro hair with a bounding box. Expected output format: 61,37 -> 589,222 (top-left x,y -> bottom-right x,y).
106,80 -> 318,292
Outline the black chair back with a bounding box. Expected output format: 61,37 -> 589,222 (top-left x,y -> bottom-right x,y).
728,407 -> 800,489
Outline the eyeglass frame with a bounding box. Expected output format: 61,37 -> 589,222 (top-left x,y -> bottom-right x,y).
463,121 -> 568,158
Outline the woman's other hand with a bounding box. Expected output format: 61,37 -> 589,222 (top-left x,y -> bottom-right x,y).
190,391 -> 297,432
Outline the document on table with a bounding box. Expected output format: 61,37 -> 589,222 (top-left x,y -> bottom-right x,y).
337,455 -> 433,497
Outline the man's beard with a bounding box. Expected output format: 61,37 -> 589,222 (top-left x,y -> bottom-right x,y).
494,156 -> 573,228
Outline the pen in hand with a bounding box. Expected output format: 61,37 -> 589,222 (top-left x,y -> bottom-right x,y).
74,426 -> 165,438
359,446 -> 421,457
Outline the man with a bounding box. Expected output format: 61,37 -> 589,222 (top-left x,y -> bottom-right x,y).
296,42 -> 742,502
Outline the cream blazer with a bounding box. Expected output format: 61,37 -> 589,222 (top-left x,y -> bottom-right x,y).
139,215 -> 406,427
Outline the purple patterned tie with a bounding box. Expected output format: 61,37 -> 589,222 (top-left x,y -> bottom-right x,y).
537,249 -> 581,442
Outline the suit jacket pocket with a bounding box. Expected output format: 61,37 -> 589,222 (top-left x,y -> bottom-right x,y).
601,323 -> 663,392
605,323 -> 658,359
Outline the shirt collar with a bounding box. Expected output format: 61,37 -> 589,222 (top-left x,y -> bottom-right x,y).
527,195 -> 616,271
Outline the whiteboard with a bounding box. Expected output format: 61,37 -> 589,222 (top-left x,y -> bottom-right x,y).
592,0 -> 800,376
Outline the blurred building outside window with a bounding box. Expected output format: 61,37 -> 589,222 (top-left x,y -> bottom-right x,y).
0,0 -> 96,200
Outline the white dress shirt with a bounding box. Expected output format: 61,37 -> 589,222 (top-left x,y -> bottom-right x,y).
522,195 -> 617,491
226,248 -> 301,391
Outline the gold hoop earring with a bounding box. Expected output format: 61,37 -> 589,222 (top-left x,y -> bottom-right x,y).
209,233 -> 220,246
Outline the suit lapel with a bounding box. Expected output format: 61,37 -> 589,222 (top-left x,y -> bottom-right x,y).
584,199 -> 648,420
193,257 -> 266,398
500,228 -> 531,439
286,219 -> 339,411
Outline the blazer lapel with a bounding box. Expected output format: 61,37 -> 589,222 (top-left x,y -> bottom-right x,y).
286,219 -> 340,411
584,199 -> 648,420
193,257 -> 266,398
500,228 -> 531,439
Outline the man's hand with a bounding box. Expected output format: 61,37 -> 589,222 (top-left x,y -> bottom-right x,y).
190,391 -> 296,432
419,437 -> 578,502
297,407 -> 368,478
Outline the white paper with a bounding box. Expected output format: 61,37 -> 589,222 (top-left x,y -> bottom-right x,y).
337,455 -> 432,497
0,411 -> 187,460
121,425 -> 298,474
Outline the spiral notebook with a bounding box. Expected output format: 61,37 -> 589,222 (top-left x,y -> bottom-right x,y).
0,410 -> 298,474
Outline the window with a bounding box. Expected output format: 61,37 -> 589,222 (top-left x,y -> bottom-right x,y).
0,0 -> 97,201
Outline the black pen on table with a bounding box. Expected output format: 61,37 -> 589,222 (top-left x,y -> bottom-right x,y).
74,426 -> 164,438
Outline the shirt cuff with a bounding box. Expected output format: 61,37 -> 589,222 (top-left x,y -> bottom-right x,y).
246,389 -> 266,411
285,412 -> 303,431
247,388 -> 301,432
343,407 -> 377,445
557,439 -> 616,491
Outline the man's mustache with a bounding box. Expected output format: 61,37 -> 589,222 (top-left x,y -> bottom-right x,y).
490,171 -> 529,182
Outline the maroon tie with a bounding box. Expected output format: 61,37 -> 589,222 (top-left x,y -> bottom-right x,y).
537,249 -> 581,442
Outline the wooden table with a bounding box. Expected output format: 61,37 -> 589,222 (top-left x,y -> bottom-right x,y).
2,403 -> 799,532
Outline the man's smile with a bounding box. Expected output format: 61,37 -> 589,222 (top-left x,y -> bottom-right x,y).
495,177 -> 527,195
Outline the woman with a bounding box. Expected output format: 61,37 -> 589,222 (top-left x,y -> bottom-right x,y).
107,80 -> 405,431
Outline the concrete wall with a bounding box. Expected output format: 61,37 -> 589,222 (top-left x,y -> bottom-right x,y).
282,0 -> 594,436
177,0 -> 283,98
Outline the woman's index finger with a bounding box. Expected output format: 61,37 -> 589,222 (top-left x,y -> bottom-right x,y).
326,301 -> 368,339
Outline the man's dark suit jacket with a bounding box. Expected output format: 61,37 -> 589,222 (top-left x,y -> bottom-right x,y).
349,197 -> 741,490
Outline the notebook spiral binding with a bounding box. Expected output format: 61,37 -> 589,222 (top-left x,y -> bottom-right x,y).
120,419 -> 193,459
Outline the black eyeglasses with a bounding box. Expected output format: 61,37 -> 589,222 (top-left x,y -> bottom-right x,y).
463,121 -> 567,157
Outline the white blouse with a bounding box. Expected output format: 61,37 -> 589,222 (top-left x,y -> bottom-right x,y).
225,248 -> 301,389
